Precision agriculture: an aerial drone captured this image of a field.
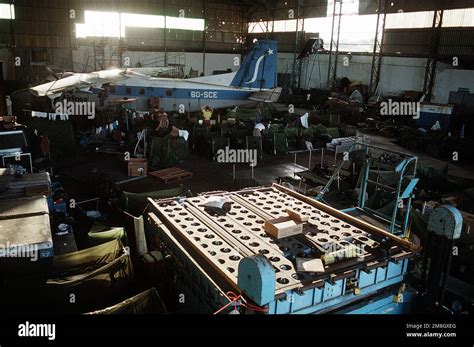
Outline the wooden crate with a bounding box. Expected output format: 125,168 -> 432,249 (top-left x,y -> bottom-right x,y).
128,158 -> 148,177
149,167 -> 193,184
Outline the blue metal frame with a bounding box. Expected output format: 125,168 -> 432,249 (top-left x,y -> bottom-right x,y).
152,211 -> 412,314
317,142 -> 418,236
266,258 -> 409,314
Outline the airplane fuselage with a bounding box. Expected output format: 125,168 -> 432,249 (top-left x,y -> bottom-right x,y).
76,75 -> 260,113
31,40 -> 279,114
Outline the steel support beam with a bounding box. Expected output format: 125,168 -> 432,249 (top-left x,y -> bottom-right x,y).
368,0 -> 387,97
326,0 -> 342,88
291,3 -> 301,91
202,1 -> 206,74
164,0 -> 168,66
423,7 -> 444,102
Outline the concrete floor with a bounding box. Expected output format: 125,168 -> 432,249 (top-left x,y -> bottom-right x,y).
58,135 -> 474,201
118,152 -> 314,195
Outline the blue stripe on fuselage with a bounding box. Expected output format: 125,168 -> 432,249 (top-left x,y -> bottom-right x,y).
92,85 -> 254,100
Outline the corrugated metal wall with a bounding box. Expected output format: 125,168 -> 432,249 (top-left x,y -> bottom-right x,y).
247,31 -> 318,53
359,0 -> 474,16
240,0 -> 474,22
383,27 -> 474,57
10,0 -> 71,49
1,0 -> 474,84
439,27 -> 474,56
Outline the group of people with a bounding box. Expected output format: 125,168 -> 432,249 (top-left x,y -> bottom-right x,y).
144,104 -> 216,138
142,104 -> 280,142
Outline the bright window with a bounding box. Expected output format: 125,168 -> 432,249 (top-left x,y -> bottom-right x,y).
75,10 -> 204,38
76,11 -> 121,38
165,16 -> 204,31
0,4 -> 14,19
385,11 -> 434,29
443,8 -> 474,27
327,0 -> 360,16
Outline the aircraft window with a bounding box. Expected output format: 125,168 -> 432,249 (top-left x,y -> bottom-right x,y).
166,90 -> 173,96
125,87 -> 132,95
139,88 -> 145,95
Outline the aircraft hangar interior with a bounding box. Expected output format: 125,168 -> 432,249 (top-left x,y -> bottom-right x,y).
0,0 -> 473,342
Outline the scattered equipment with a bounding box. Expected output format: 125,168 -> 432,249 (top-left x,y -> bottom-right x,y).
317,142 -> 418,236
421,205 -> 463,312
148,183 -> 417,314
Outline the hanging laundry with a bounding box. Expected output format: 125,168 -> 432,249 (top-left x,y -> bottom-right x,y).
178,130 -> 190,141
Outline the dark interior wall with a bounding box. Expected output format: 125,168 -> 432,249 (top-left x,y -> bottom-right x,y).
0,0 -> 248,83
0,0 -> 73,84
1,0 -> 474,84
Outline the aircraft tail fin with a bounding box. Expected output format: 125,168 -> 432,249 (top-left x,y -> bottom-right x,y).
230,40 -> 277,90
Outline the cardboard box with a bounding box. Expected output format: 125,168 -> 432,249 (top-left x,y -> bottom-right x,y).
128,158 -> 148,177
264,209 -> 305,239
296,257 -> 325,273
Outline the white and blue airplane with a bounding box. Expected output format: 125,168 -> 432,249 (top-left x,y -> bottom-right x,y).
30,40 -> 281,113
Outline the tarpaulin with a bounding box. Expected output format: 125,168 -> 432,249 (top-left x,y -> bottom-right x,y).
87,221 -> 127,247
148,135 -> 189,170
273,133 -> 288,155
266,123 -> 284,134
5,239 -> 133,313
227,107 -> 258,122
120,185 -> 190,216
86,288 -> 167,314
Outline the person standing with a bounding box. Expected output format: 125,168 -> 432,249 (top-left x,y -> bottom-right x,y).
253,123 -> 265,137
153,108 -> 170,137
201,105 -> 213,128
